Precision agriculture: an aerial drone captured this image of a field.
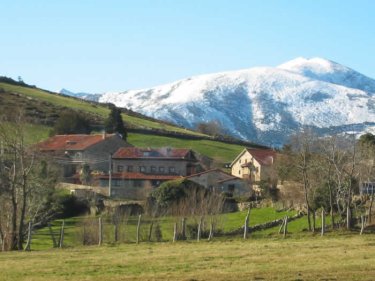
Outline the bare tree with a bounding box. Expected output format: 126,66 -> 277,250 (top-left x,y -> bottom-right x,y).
195,121 -> 223,136
0,113 -> 58,251
290,128 -> 315,231
358,134 -> 375,223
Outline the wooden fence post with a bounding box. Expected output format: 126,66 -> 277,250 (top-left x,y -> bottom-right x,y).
181,218 -> 186,240
278,219 -> 285,234
197,216 -> 203,242
48,223 -> 57,248
24,221 -> 32,251
283,216 -> 288,238
321,209 -> 325,236
114,223 -> 119,243
173,222 -> 177,243
360,215 -> 365,235
346,205 -> 352,230
59,220 -> 65,248
136,214 -> 141,244
208,220 -> 214,241
98,217 -> 103,246
243,208 -> 250,239
148,221 -> 154,242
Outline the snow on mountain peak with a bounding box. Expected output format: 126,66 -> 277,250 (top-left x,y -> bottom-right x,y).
65,57 -> 375,146
278,57 -> 346,75
278,57 -> 375,94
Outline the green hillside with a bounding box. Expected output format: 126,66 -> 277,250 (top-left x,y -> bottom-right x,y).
0,81 -> 251,164
0,82 -> 205,135
128,133 -> 243,163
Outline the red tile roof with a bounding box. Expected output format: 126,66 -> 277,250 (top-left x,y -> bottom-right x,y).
185,169 -> 242,184
36,134 -> 116,151
217,177 -> 243,184
98,172 -> 182,181
113,147 -> 192,159
246,148 -> 276,166
185,168 -> 233,179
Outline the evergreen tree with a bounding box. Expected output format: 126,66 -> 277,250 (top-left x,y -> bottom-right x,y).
104,106 -> 127,140
80,163 -> 91,185
53,111 -> 91,135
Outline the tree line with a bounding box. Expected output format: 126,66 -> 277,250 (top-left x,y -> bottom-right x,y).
52,104 -> 127,140
276,129 -> 375,232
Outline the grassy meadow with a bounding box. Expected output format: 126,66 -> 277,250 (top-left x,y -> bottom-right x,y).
127,133 -> 244,163
0,81 -> 247,165
31,208 -> 319,251
0,82 -> 204,135
1,235 -> 375,281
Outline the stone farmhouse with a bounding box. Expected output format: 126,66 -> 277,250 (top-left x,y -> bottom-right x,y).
36,133 -> 129,181
230,148 -> 276,183
185,169 -> 250,197
98,147 -> 198,199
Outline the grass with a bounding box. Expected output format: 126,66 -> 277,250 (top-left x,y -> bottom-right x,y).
23,123 -> 51,144
31,208 -> 310,250
1,235 -> 375,280
0,122 -> 51,145
0,82 -> 205,135
221,207 -> 297,232
1,82 -> 248,165
128,133 -> 244,163
5,126 -> 244,165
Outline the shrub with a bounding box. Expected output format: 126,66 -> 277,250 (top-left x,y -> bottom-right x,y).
153,223 -> 163,242
56,194 -> 90,218
150,179 -> 188,208
53,111 -> 92,135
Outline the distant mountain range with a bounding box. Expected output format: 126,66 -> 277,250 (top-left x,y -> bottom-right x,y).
61,57 -> 375,146
59,88 -> 101,102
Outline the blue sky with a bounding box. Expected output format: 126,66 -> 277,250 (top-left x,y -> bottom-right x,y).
1,0 -> 374,93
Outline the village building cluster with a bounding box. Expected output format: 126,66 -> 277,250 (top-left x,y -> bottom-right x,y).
36,132 -> 277,200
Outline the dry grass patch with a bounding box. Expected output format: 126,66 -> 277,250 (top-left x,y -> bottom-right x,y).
1,235 -> 375,280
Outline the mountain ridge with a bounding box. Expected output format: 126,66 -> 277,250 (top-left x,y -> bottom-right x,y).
64,57 -> 375,146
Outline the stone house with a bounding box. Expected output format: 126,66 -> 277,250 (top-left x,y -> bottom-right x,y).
36,133 -> 130,181
111,147 -> 198,176
98,147 -> 198,199
230,148 -> 276,183
98,172 -> 182,199
185,169 -> 251,196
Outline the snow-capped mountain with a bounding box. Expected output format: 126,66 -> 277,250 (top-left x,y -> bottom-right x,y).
76,57 -> 375,146
59,88 -> 101,102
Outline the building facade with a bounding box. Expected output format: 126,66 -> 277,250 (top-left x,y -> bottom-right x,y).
230,148 -> 276,183
98,147 -> 198,199
185,169 -> 250,196
36,133 -> 130,180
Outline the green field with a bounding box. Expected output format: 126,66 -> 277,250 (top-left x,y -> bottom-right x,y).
1,235 -> 375,281
30,208 -> 311,251
0,82 -> 205,135
128,133 -> 244,163
0,82 -> 250,165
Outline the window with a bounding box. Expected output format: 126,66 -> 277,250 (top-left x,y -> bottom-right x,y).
151,166 -> 157,173
139,166 -> 146,173
169,167 -> 175,174
134,180 -> 142,187
151,180 -> 161,186
117,165 -> 124,172
159,166 -> 165,173
74,152 -> 82,159
239,170 -> 241,175
127,166 -> 133,172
